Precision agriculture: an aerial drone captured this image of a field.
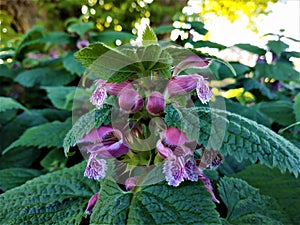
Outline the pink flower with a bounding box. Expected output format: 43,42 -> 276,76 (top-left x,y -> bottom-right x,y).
173,55 -> 210,77
90,80 -> 130,109
76,39 -> 89,49
118,86 -> 143,113
79,126 -> 129,159
146,91 -> 166,116
166,74 -> 213,104
85,192 -> 99,215
198,171 -> 219,203
84,155 -> 107,180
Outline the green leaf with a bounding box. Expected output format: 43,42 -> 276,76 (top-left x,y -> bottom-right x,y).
40,32 -> 74,44
153,25 -> 174,34
165,107 -> 300,176
216,62 -> 250,79
15,68 -> 75,87
293,93 -> 300,122
0,97 -> 27,113
91,31 -> 136,44
188,21 -> 208,35
0,162 -> 99,225
63,110 -> 96,156
42,86 -> 76,111
67,21 -> 94,39
90,180 -> 221,224
63,51 -> 86,76
192,40 -> 227,50
141,25 -> 158,46
218,177 -> 291,224
258,100 -> 296,126
40,148 -> 67,170
233,164 -> 300,225
95,104 -> 112,128
242,78 -> 277,99
234,43 -> 266,55
14,27 -> 46,60
0,168 -> 42,191
3,118 -> 72,154
74,42 -> 111,67
267,40 -> 289,57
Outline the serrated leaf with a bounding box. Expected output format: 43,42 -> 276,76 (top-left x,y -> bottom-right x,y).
42,86 -> 76,111
234,43 -> 266,55
0,168 -> 42,191
0,97 -> 28,113
233,164 -> 300,224
74,42 -> 111,67
90,180 -> 221,224
0,162 -> 99,225
95,104 -> 112,127
218,177 -> 291,224
142,25 -> 158,46
3,118 -> 72,154
63,51 -> 86,76
63,110 -> 97,156
15,68 -> 75,87
165,106 -> 300,176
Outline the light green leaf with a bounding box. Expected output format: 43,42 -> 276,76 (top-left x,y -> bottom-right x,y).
218,177 -> 291,224
74,42 -> 111,67
3,118 -> 72,154
0,97 -> 28,113
63,51 -> 86,76
0,162 -> 99,225
165,106 -> 300,177
42,86 -> 76,111
90,180 -> 221,224
67,21 -> 94,39
141,25 -> 158,46
233,164 -> 300,225
15,68 -> 75,87
0,168 -> 42,191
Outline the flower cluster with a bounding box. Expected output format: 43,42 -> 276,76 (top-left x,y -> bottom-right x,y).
80,55 -> 221,203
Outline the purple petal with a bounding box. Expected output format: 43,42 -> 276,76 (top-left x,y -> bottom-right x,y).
184,158 -> 199,182
156,139 -> 174,159
77,40 -> 90,49
165,75 -> 199,96
106,81 -> 131,96
196,76 -> 213,104
198,171 -> 219,203
125,176 -> 139,191
173,56 -> 210,77
163,159 -> 185,187
118,87 -> 143,113
85,192 -> 99,215
146,91 -> 166,116
84,156 -> 107,180
162,127 -> 189,147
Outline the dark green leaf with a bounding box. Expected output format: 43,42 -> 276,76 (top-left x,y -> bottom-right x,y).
218,177 -> 291,224
234,43 -> 266,55
242,78 -> 277,99
258,100 -> 295,126
0,162 -> 99,225
40,148 -> 67,170
267,40 -> 289,57
0,168 -> 42,191
40,32 -> 74,44
193,40 -> 227,50
293,93 -> 300,122
188,21 -> 208,35
233,164 -> 300,225
90,180 -> 221,224
153,25 -> 174,34
63,51 -> 86,76
216,62 -> 250,79
95,104 -> 112,127
90,31 -> 135,44
3,118 -> 72,154
15,68 -> 75,87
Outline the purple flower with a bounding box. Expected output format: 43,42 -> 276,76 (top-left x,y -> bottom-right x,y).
76,39 -> 90,49
84,155 -> 107,180
90,80 -> 130,109
118,86 -> 143,113
79,126 -> 129,159
198,171 -> 219,203
125,176 -> 139,191
146,91 -> 166,116
85,192 -> 99,215
165,74 -> 213,104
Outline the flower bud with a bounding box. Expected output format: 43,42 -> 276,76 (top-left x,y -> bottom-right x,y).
125,176 -> 139,191
118,87 -> 143,113
85,192 -> 99,215
146,91 -> 166,116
